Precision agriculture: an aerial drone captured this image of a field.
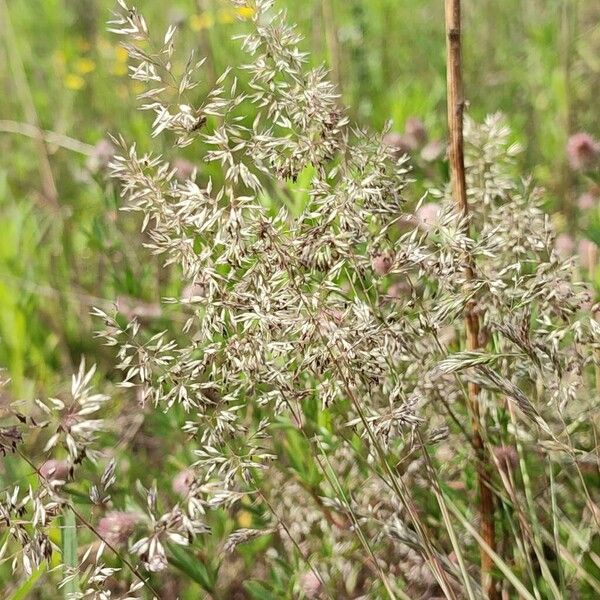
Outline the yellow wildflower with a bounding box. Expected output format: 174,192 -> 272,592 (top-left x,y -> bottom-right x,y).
190,13 -> 214,31
115,46 -> 129,63
217,9 -> 235,24
112,63 -> 128,77
64,73 -> 85,91
217,6 -> 255,25
236,510 -> 253,528
74,57 -> 96,75
235,6 -> 255,19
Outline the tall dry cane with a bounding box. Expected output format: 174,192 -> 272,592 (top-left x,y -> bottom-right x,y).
444,1 -> 499,598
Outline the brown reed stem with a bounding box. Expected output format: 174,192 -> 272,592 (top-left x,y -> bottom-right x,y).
444,1 -> 499,598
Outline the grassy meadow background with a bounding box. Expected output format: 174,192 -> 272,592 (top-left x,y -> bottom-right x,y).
1,0 -> 598,398
0,0 -> 599,597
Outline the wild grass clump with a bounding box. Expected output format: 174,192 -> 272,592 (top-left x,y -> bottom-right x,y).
2,1 -> 600,598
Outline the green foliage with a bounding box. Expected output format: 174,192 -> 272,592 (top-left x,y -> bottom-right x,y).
0,0 -> 599,598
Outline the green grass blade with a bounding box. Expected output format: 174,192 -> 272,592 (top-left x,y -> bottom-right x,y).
8,564 -> 46,600
62,507 -> 79,597
167,542 -> 216,593
446,495 -> 537,600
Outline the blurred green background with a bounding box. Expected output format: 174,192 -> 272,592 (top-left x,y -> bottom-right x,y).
0,0 -> 597,425
0,1 -> 599,597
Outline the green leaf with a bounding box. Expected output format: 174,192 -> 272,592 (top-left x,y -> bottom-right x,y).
583,207 -> 600,250
244,580 -> 278,600
281,429 -> 322,487
8,565 -> 46,600
167,543 -> 217,593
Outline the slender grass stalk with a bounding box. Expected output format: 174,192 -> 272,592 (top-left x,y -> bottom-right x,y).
271,238 -> 458,598
61,508 -> 79,598
446,496 -> 537,600
444,1 -> 498,597
417,431 -> 478,600
0,120 -> 94,155
321,0 -> 342,94
0,0 -> 59,209
17,450 -> 159,597
548,461 -> 567,596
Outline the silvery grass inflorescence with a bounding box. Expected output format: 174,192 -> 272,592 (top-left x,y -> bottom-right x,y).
2,1 -> 599,598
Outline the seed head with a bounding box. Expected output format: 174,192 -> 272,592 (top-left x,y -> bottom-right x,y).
493,445 -> 519,473
298,571 -> 322,598
372,253 -> 392,276
383,132 -> 417,156
578,192 -> 596,211
567,132 -> 600,170
87,138 -> 116,173
578,239 -> 597,273
405,117 -> 427,146
172,158 -> 196,181
97,511 -> 140,546
416,202 -> 440,231
421,139 -> 445,162
172,469 -> 195,496
555,233 -> 574,258
39,459 -> 71,483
